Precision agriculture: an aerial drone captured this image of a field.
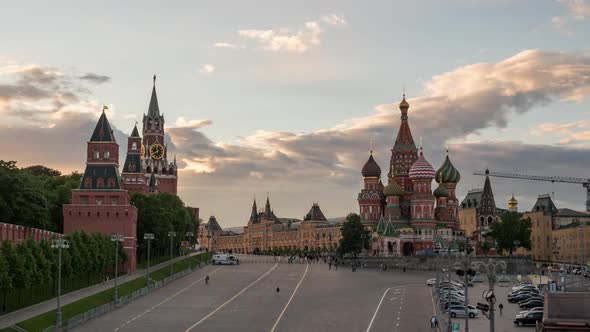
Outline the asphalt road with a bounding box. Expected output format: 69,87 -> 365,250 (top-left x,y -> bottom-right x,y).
77,256 -> 436,332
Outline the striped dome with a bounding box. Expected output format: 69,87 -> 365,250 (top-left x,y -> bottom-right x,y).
409,150 -> 435,180
383,180 -> 404,196
435,152 -> 461,183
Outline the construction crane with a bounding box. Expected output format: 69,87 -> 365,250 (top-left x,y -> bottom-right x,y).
473,169 -> 590,212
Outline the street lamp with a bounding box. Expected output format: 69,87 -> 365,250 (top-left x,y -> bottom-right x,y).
144,233 -> 154,287
110,234 -> 124,304
579,225 -> 584,270
360,231 -> 367,257
51,238 -> 69,331
471,258 -> 507,332
168,231 -> 176,275
186,232 -> 194,271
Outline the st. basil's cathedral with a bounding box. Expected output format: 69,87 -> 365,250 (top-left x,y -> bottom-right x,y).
358,96 -> 465,256
63,77 -> 179,274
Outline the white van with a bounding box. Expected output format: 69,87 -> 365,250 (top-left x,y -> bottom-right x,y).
211,254 -> 239,265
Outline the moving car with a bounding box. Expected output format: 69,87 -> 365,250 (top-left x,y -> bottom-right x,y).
211,254 -> 240,265
449,305 -> 479,318
426,278 -> 437,286
514,311 -> 543,327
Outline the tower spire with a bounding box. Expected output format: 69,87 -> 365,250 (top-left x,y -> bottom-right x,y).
147,75 -> 160,118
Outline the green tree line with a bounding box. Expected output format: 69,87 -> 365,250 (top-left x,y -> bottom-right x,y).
0,161 -> 81,232
0,231 -> 126,313
132,192 -> 198,264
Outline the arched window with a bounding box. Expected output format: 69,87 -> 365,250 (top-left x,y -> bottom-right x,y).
488,216 -> 493,224
104,150 -> 110,159
107,177 -> 115,188
84,177 -> 92,188
93,150 -> 99,159
96,177 -> 104,188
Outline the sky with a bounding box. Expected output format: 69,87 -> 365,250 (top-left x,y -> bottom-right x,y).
2,0 -> 590,227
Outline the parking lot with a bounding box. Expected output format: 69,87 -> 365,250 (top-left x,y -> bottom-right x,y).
436,275 -> 537,332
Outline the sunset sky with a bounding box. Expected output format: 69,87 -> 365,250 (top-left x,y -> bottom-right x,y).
2,0 -> 590,227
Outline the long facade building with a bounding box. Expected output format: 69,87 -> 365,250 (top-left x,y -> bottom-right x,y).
198,199 -> 342,253
359,96 -> 465,256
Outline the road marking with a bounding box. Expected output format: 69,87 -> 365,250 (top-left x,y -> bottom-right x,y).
269,262 -> 309,332
366,285 -> 407,332
184,263 -> 279,332
113,266 -> 223,331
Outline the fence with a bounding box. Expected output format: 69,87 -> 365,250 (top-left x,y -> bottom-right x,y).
40,265 -> 200,332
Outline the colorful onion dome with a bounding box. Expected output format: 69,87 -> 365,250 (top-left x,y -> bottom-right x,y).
361,151 -> 381,177
399,94 -> 409,109
433,182 -> 449,197
383,180 -> 404,196
435,149 -> 461,183
409,142 -> 435,180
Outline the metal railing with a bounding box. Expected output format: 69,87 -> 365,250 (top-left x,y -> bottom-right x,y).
40,264 -> 202,332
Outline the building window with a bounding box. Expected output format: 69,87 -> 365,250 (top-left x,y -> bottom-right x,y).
111,197 -> 119,205
104,150 -> 110,159
94,150 -> 99,159
132,142 -> 137,150
96,177 -> 104,188
107,177 -> 115,188
80,196 -> 89,204
84,177 -> 92,188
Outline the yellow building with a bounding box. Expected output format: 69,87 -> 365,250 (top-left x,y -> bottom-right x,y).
523,194 -> 590,265
198,199 -> 342,254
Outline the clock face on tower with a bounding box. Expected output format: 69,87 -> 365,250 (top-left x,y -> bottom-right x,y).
149,143 -> 164,160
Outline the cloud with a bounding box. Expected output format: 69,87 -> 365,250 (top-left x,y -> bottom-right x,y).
200,64 -> 215,75
532,120 -> 590,144
564,0 -> 590,18
78,73 -> 111,84
213,42 -> 244,49
0,61 -> 103,127
174,117 -> 212,129
552,0 -> 590,33
5,49 -> 590,226
321,14 -> 347,26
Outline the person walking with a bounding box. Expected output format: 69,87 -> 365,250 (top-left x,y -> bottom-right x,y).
329,262 -> 332,270
434,316 -> 438,328
276,287 -> 280,295
205,275 -> 210,285
430,316 -> 436,328
499,303 -> 504,315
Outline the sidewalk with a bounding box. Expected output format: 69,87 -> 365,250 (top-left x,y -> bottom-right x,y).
0,253 -> 202,329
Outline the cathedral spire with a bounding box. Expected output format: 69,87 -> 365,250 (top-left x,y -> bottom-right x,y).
147,74 -> 160,118
250,197 -> 258,222
265,195 -> 272,219
478,168 -> 496,215
130,122 -> 140,137
393,94 -> 416,151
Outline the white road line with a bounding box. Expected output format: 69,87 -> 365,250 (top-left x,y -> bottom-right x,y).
113,266 -> 223,332
184,263 -> 279,332
270,262 -> 309,332
366,285 -> 406,332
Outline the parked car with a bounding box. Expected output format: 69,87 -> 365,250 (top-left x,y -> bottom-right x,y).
517,307 -> 543,316
514,311 -> 543,327
518,296 -> 543,305
509,294 -> 536,303
426,278 -> 437,286
519,299 -> 544,309
449,305 -> 480,318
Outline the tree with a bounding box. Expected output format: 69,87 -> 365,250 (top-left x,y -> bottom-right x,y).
490,212 -> 532,257
0,242 -> 13,312
480,240 -> 491,255
338,213 -> 368,257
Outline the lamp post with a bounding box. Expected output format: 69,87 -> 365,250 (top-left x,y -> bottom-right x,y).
453,237 -> 473,332
186,231 -> 194,271
471,258 -> 506,332
144,233 -> 154,287
51,238 -> 69,331
562,236 -> 567,291
110,234 -> 124,304
360,232 -> 367,258
579,225 -> 584,271
168,231 -> 176,275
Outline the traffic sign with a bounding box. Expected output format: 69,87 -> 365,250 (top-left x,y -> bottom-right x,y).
452,322 -> 460,331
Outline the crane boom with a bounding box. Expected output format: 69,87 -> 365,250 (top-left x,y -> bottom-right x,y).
474,169 -> 590,212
